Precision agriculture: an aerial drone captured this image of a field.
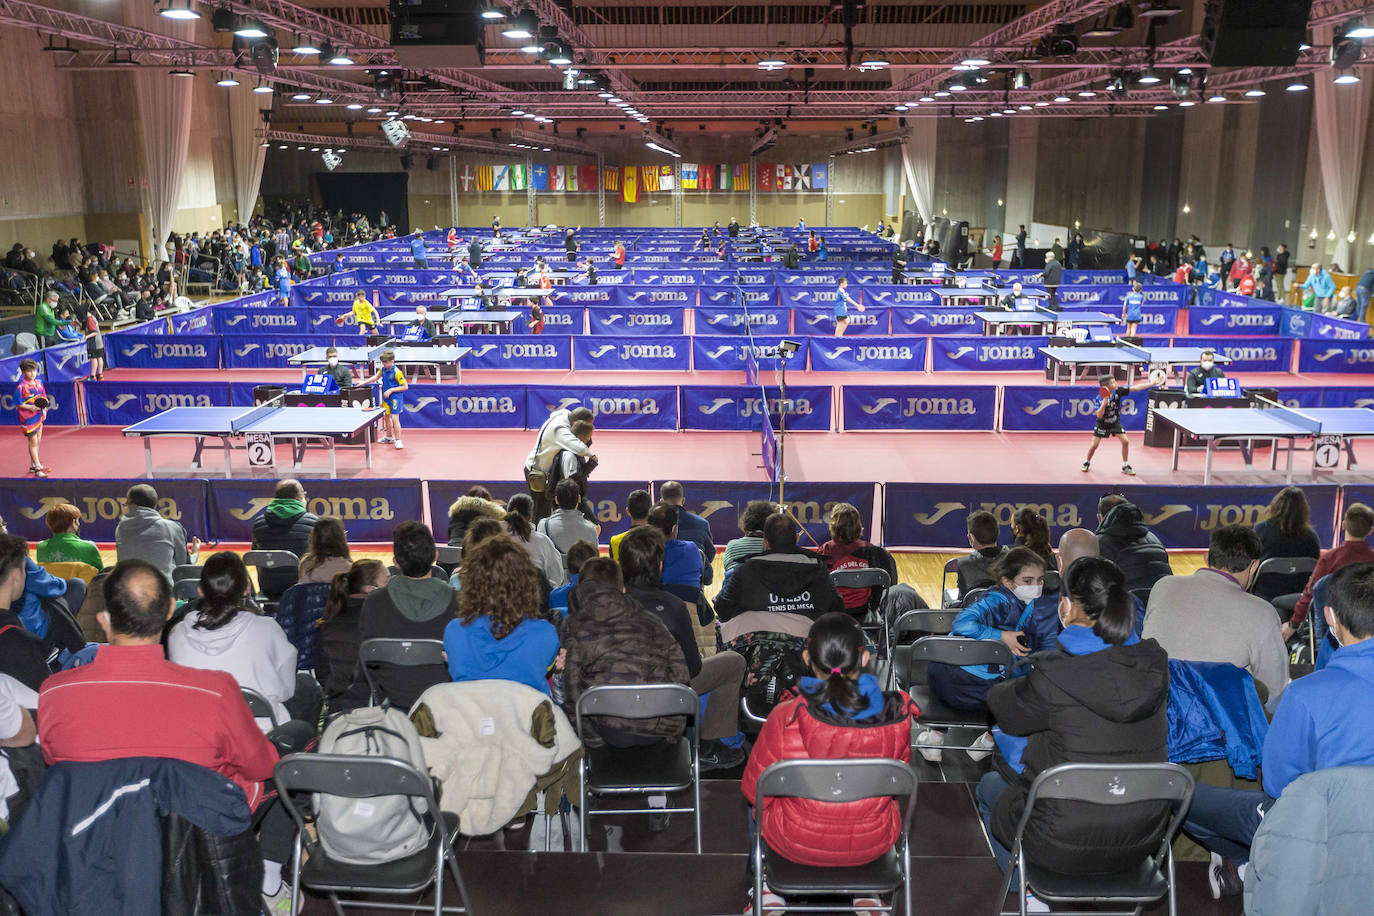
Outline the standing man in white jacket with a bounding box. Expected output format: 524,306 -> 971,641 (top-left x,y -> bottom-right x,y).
525,406 -> 595,521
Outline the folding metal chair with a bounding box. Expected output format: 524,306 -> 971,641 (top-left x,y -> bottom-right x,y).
830,567 -> 892,662
359,638 -> 447,708
171,563 -> 203,583
941,557 -> 961,607
895,636 -> 1013,753
243,549 -> 300,599
173,578 -> 201,602
241,687 -> 280,729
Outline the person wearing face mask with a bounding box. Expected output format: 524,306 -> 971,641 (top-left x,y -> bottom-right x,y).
976,556 -> 1169,910
321,347 -> 354,392
410,304 -> 436,341
1184,348 -> 1226,398
921,547 -> 1047,763
313,559 -> 389,716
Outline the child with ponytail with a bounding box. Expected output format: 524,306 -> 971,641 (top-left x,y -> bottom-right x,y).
741,612 -> 918,915
314,558 -> 388,716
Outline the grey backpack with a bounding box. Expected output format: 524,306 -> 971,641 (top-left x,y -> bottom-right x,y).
314,706 -> 432,865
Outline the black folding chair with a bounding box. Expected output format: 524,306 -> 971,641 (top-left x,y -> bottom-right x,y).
941,557 -> 960,607
359,638 -> 447,708
890,610 -> 959,687
830,568 -> 892,661
173,579 -> 201,602
994,762 -> 1194,916
752,759 -> 918,915
241,687 -> 280,729
244,549 -> 300,599
896,636 -> 1013,753
273,754 -> 472,915
574,683 -> 701,853
171,563 -> 203,583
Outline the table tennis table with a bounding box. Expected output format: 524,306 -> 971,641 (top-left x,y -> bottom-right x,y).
380,308 -> 523,334
1038,342 -> 1232,384
978,308 -> 1117,336
930,286 -> 997,308
1152,401 -> 1374,484
123,398 -> 385,478
289,344 -> 471,382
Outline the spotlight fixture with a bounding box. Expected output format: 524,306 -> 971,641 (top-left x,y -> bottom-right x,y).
1286,78 -> 1308,91
381,118 -> 411,147
1170,74 -> 1193,98
1153,103 -> 1168,110
210,7 -> 236,32
1107,73 -> 1128,99
1332,22 -> 1364,69
1053,94 -> 1070,103
1044,24 -> 1079,57
961,56 -> 990,67
315,96 -> 333,104
1348,21 -> 1374,40
543,40 -> 573,67
1012,69 -> 1031,90
346,102 -> 363,109
253,81 -> 274,94
328,49 -> 354,65
859,53 -> 890,70
502,9 -> 537,39
919,95 -> 935,103
323,151 -> 343,170
292,35 -> 321,54
1335,71 -> 1362,84
948,77 -> 967,92
317,40 -> 336,62
249,38 -> 278,75
291,92 -> 311,100
1244,87 -> 1266,97
480,4 -> 507,20
158,0 -> 201,20
234,18 -> 270,39
169,66 -> 194,77
1137,68 -> 1161,85
216,72 -> 240,87
1207,90 -> 1226,102
757,56 -> 786,70
1138,1 -> 1182,17
1077,87 -> 1096,97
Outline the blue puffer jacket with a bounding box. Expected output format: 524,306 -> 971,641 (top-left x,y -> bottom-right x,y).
952,584 -> 1034,681
1165,659 -> 1269,780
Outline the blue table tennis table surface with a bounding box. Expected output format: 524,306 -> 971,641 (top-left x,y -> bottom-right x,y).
1152,406 -> 1374,437
978,309 -> 1116,324
124,405 -> 383,436
1039,345 -> 1230,364
288,345 -> 470,365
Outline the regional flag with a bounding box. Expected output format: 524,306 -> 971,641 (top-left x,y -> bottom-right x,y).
757,163 -> 774,192
717,164 -> 731,190
699,164 -> 715,190
459,164 -> 476,192
622,166 -> 638,203
531,163 -> 550,191
810,162 -> 827,189
566,166 -> 579,191
792,165 -> 811,190
551,165 -> 565,191
579,164 -> 599,190
493,164 -> 511,191
733,162 -> 749,191
659,164 -> 674,190
640,166 -> 659,193
778,165 -> 791,190
603,167 -> 620,191
476,165 -> 494,191
681,163 -> 698,189
509,163 -> 528,191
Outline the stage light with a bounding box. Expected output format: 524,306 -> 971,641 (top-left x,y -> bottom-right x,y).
502,9 -> 537,39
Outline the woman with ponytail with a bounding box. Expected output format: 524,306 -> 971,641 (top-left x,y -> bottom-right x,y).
977,555 -> 1170,902
314,559 -> 387,715
741,613 -> 918,914
504,492 -> 566,588
168,551 -> 316,730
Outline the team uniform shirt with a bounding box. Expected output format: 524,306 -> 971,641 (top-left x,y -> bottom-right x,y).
833,287 -> 855,319
1123,291 -> 1145,323
378,365 -> 406,414
274,268 -> 291,300
16,377 -> 47,435
1093,386 -> 1128,436
410,236 -> 428,265
351,297 -> 378,329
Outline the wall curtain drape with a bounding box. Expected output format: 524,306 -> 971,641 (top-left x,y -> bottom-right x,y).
1313,24 -> 1373,272
901,119 -> 937,225
228,84 -> 273,225
130,1 -> 194,260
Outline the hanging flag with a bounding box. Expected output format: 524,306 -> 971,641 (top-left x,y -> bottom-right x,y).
579,164 -> 599,190
493,164 -> 511,191
716,164 -> 731,190
659,164 -> 674,190
566,166 -> 579,192
681,163 -> 698,190
810,162 -> 827,190
699,164 -> 715,190
476,165 -> 494,191
603,167 -> 620,191
622,166 -> 638,203
459,164 -> 476,192
531,162 -> 550,191
640,166 -> 659,193
792,164 -> 811,191
512,163 -> 529,190
551,165 -> 566,191
733,162 -> 750,191
778,165 -> 792,191
757,163 -> 774,192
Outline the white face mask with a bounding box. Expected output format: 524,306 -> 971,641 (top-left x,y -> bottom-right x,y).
326,358 -> 338,367
1058,597 -> 1071,629
1200,360 -> 1214,370
1013,583 -> 1043,603
1326,608 -> 1345,648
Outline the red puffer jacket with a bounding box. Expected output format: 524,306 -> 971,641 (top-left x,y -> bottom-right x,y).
741,686 -> 917,867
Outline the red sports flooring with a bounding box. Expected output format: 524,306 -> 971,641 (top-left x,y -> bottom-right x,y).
11,366 -> 1374,487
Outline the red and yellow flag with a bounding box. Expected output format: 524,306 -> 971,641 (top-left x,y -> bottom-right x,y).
622,166 -> 638,203
603,167 -> 620,191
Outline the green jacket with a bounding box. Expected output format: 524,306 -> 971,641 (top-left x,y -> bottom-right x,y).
35,300 -> 57,337
36,532 -> 104,570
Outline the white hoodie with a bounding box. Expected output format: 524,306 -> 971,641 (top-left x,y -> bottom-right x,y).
168,609 -> 297,730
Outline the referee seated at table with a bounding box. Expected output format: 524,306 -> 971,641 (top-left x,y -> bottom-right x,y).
994,282 -> 1025,311
1184,348 -> 1226,398
410,304 -> 437,340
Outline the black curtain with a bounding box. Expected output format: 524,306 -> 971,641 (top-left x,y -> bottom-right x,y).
315,171 -> 410,232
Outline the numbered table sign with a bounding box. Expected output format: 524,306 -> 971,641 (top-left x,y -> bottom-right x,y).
1314,435 -> 1343,470
246,432 -> 276,470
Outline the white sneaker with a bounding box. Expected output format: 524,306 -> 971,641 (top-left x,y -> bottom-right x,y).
378,435 -> 393,444
1024,891 -> 1050,913
263,882 -> 298,915
393,439 -> 404,449
914,727 -> 945,763
967,730 -> 996,762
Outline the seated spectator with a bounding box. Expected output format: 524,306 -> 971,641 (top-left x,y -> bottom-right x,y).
1012,507 -> 1057,572
956,510 -> 1009,598
1144,525 -> 1290,704
359,521 -> 456,710
741,612 -> 917,914
1252,486 -> 1321,609
297,516 -> 351,584
816,502 -> 899,619
37,560 -> 289,907
0,535 -> 52,691
167,552 -> 322,730
714,513 -> 844,623
446,485 -> 504,546
977,556 -> 1169,907
1288,502 -> 1374,640
505,493 -> 566,588
538,478 -> 599,555
315,559 -> 387,716
1094,495 -> 1173,594
0,671 -> 37,825
448,517 -> 506,591
609,489 -> 652,562
251,479 -> 318,598
1183,561 -> 1374,898
620,526 -> 745,770
35,501 -> 102,571
646,502 -> 706,597
550,540 -> 598,617
558,558 -> 690,747
114,484 -> 199,580
445,536 -> 558,692
661,481 -> 715,585
721,500 -> 777,574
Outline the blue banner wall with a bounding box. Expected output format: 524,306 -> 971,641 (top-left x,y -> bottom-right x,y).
0,478 -> 209,543
356,269 -> 466,286
573,336 -> 692,371
1311,313 -> 1369,340
691,336 -> 806,372
525,385 -> 680,431
426,480 -> 641,544
171,307 -> 215,334
109,334 -> 221,370
105,318 -> 168,336
222,335 -> 333,369
389,384 -> 526,428
1187,307 -> 1281,336
461,336 -> 572,371
890,307 -> 982,334
292,287 -> 359,307
858,285 -> 938,307
775,269 -> 849,287
629,269 -> 702,286
208,478 -> 423,542
539,306 -> 584,334
1063,270 -> 1130,285
1057,284 -> 1188,308
1273,387 -> 1325,408
734,269 -> 774,285
586,307 -> 686,336
930,336 -> 1047,371
613,286 -> 695,309
1297,340 -> 1374,372
883,483 -> 1341,549
793,305 -> 890,336
1187,337 -> 1293,373
696,286 -> 741,308
1001,385 -> 1148,432
43,341 -> 90,382
1319,387 -> 1374,408
85,381 -> 234,425
695,306 -> 792,335
680,385 -> 833,431
1279,307 -> 1312,338
551,286 -> 614,307
676,481 -> 877,548
842,385 -> 998,430
307,306 -> 359,332
809,337 -> 928,372
739,286 -> 778,307
779,288 -> 834,309
215,307 -> 310,334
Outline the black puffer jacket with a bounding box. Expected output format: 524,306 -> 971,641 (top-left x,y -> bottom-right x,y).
1095,503 -> 1173,594
251,504 -> 318,598
987,634 -> 1171,875
713,549 -> 844,623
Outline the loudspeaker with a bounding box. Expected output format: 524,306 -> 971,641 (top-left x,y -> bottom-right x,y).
390,0 -> 485,68
1200,0 -> 1312,67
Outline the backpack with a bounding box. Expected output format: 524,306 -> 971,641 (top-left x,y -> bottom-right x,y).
314,706 -> 432,865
